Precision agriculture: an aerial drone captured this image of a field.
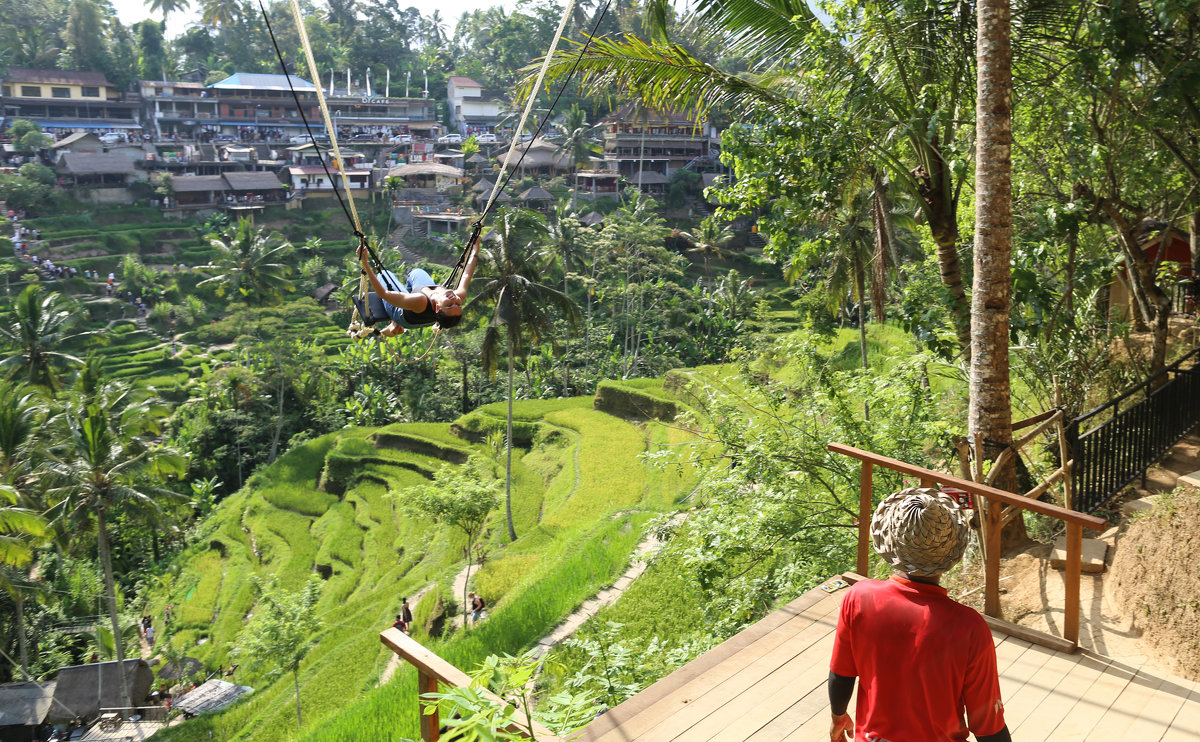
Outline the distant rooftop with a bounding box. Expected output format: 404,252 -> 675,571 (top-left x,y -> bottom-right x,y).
209,73 -> 315,91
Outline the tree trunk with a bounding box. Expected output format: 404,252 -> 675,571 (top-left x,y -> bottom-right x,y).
16,592 -> 30,681
971,0 -> 1025,548
293,667 -> 303,727
461,360 -> 470,414
1103,205 -> 1172,376
269,366 -> 286,464
870,177 -> 890,322
504,332 -> 517,542
96,508 -> 134,713
463,536 -> 473,630
918,144 -> 973,362
853,245 -> 870,421
1190,209 -> 1199,308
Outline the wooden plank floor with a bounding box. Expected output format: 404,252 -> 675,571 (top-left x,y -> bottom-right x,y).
577,581 -> 1200,742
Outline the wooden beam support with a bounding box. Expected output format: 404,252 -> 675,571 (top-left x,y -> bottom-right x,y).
858,461 -> 873,577
1013,407 -> 1060,431
419,670 -> 439,742
984,498 -> 1002,618
981,615 -> 1076,653
1065,522 -> 1083,646
1021,464 -> 1070,502
1013,410 -> 1065,453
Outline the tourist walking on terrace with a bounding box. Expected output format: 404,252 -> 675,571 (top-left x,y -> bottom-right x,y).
828,488 -> 1011,742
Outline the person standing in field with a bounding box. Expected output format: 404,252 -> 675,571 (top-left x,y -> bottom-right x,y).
829,488 -> 1011,742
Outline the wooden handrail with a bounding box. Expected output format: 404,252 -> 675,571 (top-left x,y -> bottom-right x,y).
828,442 -> 1107,649
828,443 -> 1106,529
380,628 -> 562,742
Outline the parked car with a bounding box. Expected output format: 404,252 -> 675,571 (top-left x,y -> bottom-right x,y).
288,134 -> 312,144
437,133 -> 463,144
349,133 -> 378,142
389,134 -> 413,143
212,133 -> 237,143
99,133 -> 123,145
475,132 -> 497,143
517,133 -> 533,143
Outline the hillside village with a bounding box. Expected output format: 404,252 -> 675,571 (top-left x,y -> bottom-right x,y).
1,1 -> 1200,742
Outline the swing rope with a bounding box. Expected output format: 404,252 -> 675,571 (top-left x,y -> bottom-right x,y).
259,0 -> 610,348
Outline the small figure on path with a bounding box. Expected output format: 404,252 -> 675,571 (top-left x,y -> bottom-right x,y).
828,487 -> 1010,742
469,592 -> 485,624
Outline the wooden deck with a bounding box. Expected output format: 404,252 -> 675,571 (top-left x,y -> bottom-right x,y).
574,579 -> 1200,742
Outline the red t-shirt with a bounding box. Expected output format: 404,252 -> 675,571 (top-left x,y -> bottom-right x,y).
830,576 -> 1006,741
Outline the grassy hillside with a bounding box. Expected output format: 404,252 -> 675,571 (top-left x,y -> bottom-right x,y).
149,391 -> 699,741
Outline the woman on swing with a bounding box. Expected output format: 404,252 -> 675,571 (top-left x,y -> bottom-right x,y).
357,236 -> 479,336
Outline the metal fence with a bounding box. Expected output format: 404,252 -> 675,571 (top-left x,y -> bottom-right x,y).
1065,346 -> 1200,513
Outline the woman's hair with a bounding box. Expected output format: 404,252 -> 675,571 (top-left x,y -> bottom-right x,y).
435,310 -> 463,329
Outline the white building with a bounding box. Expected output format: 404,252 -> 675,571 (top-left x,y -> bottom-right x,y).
445,77 -> 503,137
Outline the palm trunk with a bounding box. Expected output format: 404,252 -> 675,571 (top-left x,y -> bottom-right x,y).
461,360 -> 470,414
870,180 -> 890,323
293,666 -> 303,727
269,367 -> 286,464
853,245 -> 870,421
916,137 -> 972,361
504,331 -> 517,542
16,592 -> 30,681
96,508 -> 134,713
971,0 -> 1025,550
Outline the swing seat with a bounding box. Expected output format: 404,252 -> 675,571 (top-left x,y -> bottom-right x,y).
352,292 -> 392,326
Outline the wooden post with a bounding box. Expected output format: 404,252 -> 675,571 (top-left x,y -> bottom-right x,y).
1064,522 -> 1082,646
418,670 -> 440,742
984,496 -> 1002,618
858,461 -> 873,577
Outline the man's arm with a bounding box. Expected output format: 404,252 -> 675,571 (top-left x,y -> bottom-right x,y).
828,671 -> 855,742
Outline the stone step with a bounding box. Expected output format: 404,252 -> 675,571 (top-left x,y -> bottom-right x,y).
1049,535 -> 1109,574
1178,469 -> 1200,489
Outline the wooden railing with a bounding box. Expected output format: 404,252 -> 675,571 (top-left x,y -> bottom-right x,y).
380,628 -> 561,742
828,443 -> 1108,650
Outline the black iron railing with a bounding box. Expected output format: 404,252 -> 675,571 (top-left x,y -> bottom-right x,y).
1066,346 -> 1200,513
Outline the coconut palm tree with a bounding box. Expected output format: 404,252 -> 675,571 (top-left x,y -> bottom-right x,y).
1,474 -> 47,683
0,379 -> 45,481
45,381 -> 186,712
198,218 -> 295,306
970,0 -> 1021,550
468,208 -> 579,541
679,217 -> 734,284
146,0 -> 191,21
0,285 -> 91,396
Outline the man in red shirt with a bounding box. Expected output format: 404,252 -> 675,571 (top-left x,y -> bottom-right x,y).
829,488 -> 1011,742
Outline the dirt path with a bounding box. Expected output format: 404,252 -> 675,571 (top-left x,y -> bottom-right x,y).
377,581 -> 439,686
377,562 -> 474,686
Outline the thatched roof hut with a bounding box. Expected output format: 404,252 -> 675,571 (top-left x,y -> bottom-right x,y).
46,660 -> 153,724
0,681 -> 56,729
518,186 -> 554,202
174,679 -> 253,717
